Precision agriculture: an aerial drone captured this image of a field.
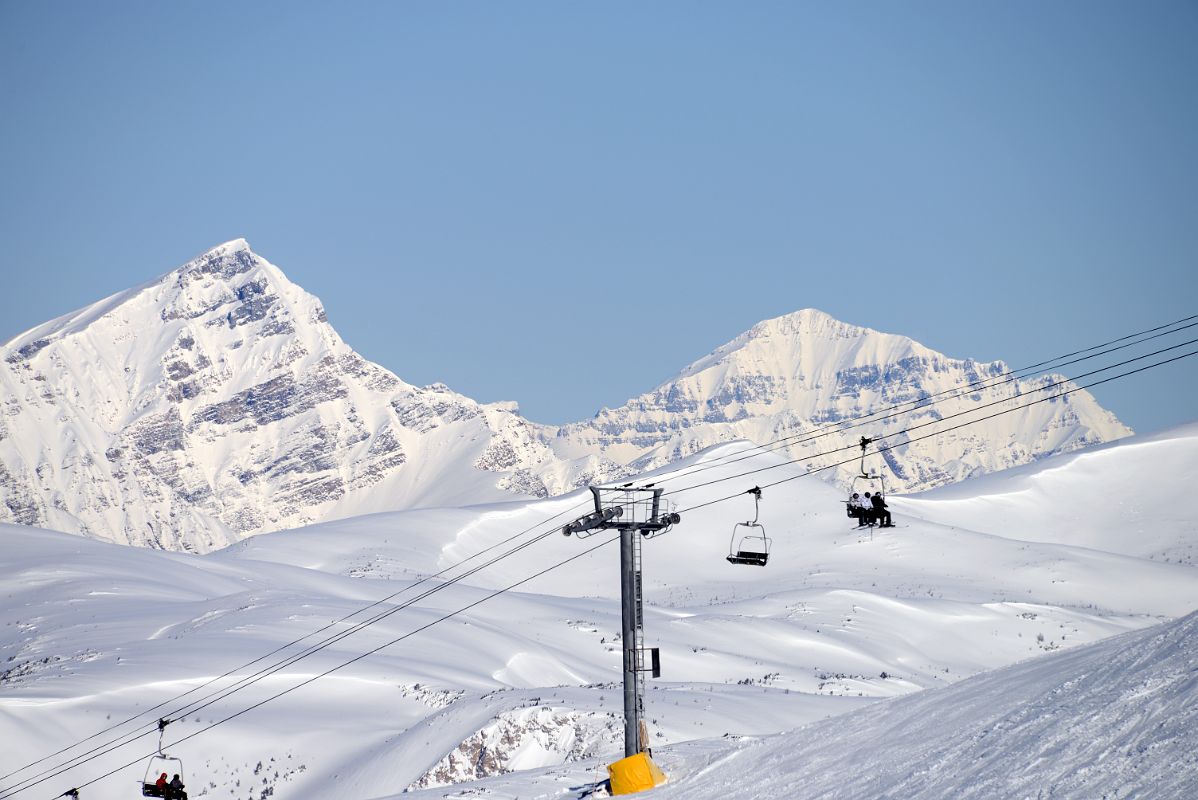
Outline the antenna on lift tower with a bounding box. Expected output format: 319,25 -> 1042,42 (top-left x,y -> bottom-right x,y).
563,485 -> 679,795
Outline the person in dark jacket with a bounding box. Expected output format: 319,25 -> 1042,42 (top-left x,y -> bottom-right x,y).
168,774 -> 187,800
870,492 -> 893,527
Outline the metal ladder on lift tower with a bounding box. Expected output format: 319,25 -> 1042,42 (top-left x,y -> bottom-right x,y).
632,533 -> 648,751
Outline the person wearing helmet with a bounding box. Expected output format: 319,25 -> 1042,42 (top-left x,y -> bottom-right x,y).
168,773 -> 187,799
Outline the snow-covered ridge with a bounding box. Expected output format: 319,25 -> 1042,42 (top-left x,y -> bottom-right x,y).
0,241 -> 1131,551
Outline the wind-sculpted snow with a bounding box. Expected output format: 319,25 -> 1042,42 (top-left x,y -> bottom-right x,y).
647,609 -> 1198,800
0,241 -> 1129,551
1,428 -> 1196,799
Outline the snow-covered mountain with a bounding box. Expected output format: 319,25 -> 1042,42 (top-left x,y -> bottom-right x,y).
0,240 -> 1130,551
551,308 -> 1132,490
0,240 -> 617,551
2,423 -> 1195,800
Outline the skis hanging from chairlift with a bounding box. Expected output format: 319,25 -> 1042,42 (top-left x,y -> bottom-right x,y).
727,487 -> 770,566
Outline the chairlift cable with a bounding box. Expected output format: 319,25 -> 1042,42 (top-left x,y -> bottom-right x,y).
659,336 -> 1198,499
653,314 -> 1198,487
3,514 -> 582,798
673,347 -> 1198,516
0,497 -> 594,794
7,520 -> 575,798
41,534 -> 621,799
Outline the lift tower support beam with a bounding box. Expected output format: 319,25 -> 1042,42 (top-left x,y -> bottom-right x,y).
619,524 -> 640,757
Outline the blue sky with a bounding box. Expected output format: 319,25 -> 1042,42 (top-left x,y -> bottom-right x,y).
1,2 -> 1195,431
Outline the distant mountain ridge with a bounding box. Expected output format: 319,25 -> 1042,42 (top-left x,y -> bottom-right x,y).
551,308 -> 1132,490
0,240 -> 1131,550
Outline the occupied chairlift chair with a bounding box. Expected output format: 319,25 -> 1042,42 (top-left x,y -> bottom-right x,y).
727,487 -> 770,566
141,719 -> 185,798
845,436 -> 886,530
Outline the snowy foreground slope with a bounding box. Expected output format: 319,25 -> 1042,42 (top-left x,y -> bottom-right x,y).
642,608 -> 1198,800
395,606 -> 1198,800
1,424 -> 1195,799
1,240 -> 1129,550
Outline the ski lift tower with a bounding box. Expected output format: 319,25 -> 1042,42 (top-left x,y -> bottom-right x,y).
563,486 -> 680,775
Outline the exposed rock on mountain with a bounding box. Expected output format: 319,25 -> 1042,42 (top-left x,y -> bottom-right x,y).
0,240 -> 618,550
410,706 -> 622,790
550,309 -> 1131,491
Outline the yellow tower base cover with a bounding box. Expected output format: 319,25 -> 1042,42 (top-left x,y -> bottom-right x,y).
607,751 -> 667,795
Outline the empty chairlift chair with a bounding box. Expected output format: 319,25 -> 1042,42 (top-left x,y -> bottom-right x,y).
727,487 -> 771,567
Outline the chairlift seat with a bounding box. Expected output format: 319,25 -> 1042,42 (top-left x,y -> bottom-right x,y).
727,521 -> 771,567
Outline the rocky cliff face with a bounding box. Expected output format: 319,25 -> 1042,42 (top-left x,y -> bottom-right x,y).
0,240 -> 619,551
410,705 -> 622,790
549,309 -> 1132,492
1,243 -> 1131,551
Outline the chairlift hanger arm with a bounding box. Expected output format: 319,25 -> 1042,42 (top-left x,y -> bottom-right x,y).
155,718 -> 171,757
857,437 -> 874,477
743,486 -> 763,524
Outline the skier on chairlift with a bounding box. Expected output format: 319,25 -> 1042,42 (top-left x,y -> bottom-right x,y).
168,774 -> 187,800
848,492 -> 867,526
871,491 -> 893,528
861,492 -> 876,526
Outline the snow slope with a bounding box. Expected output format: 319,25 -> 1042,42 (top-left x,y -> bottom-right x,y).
890,420 -> 1198,564
1,424 -> 1195,799
392,607 -> 1198,800
1,241 -> 1131,551
645,607 -> 1198,800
